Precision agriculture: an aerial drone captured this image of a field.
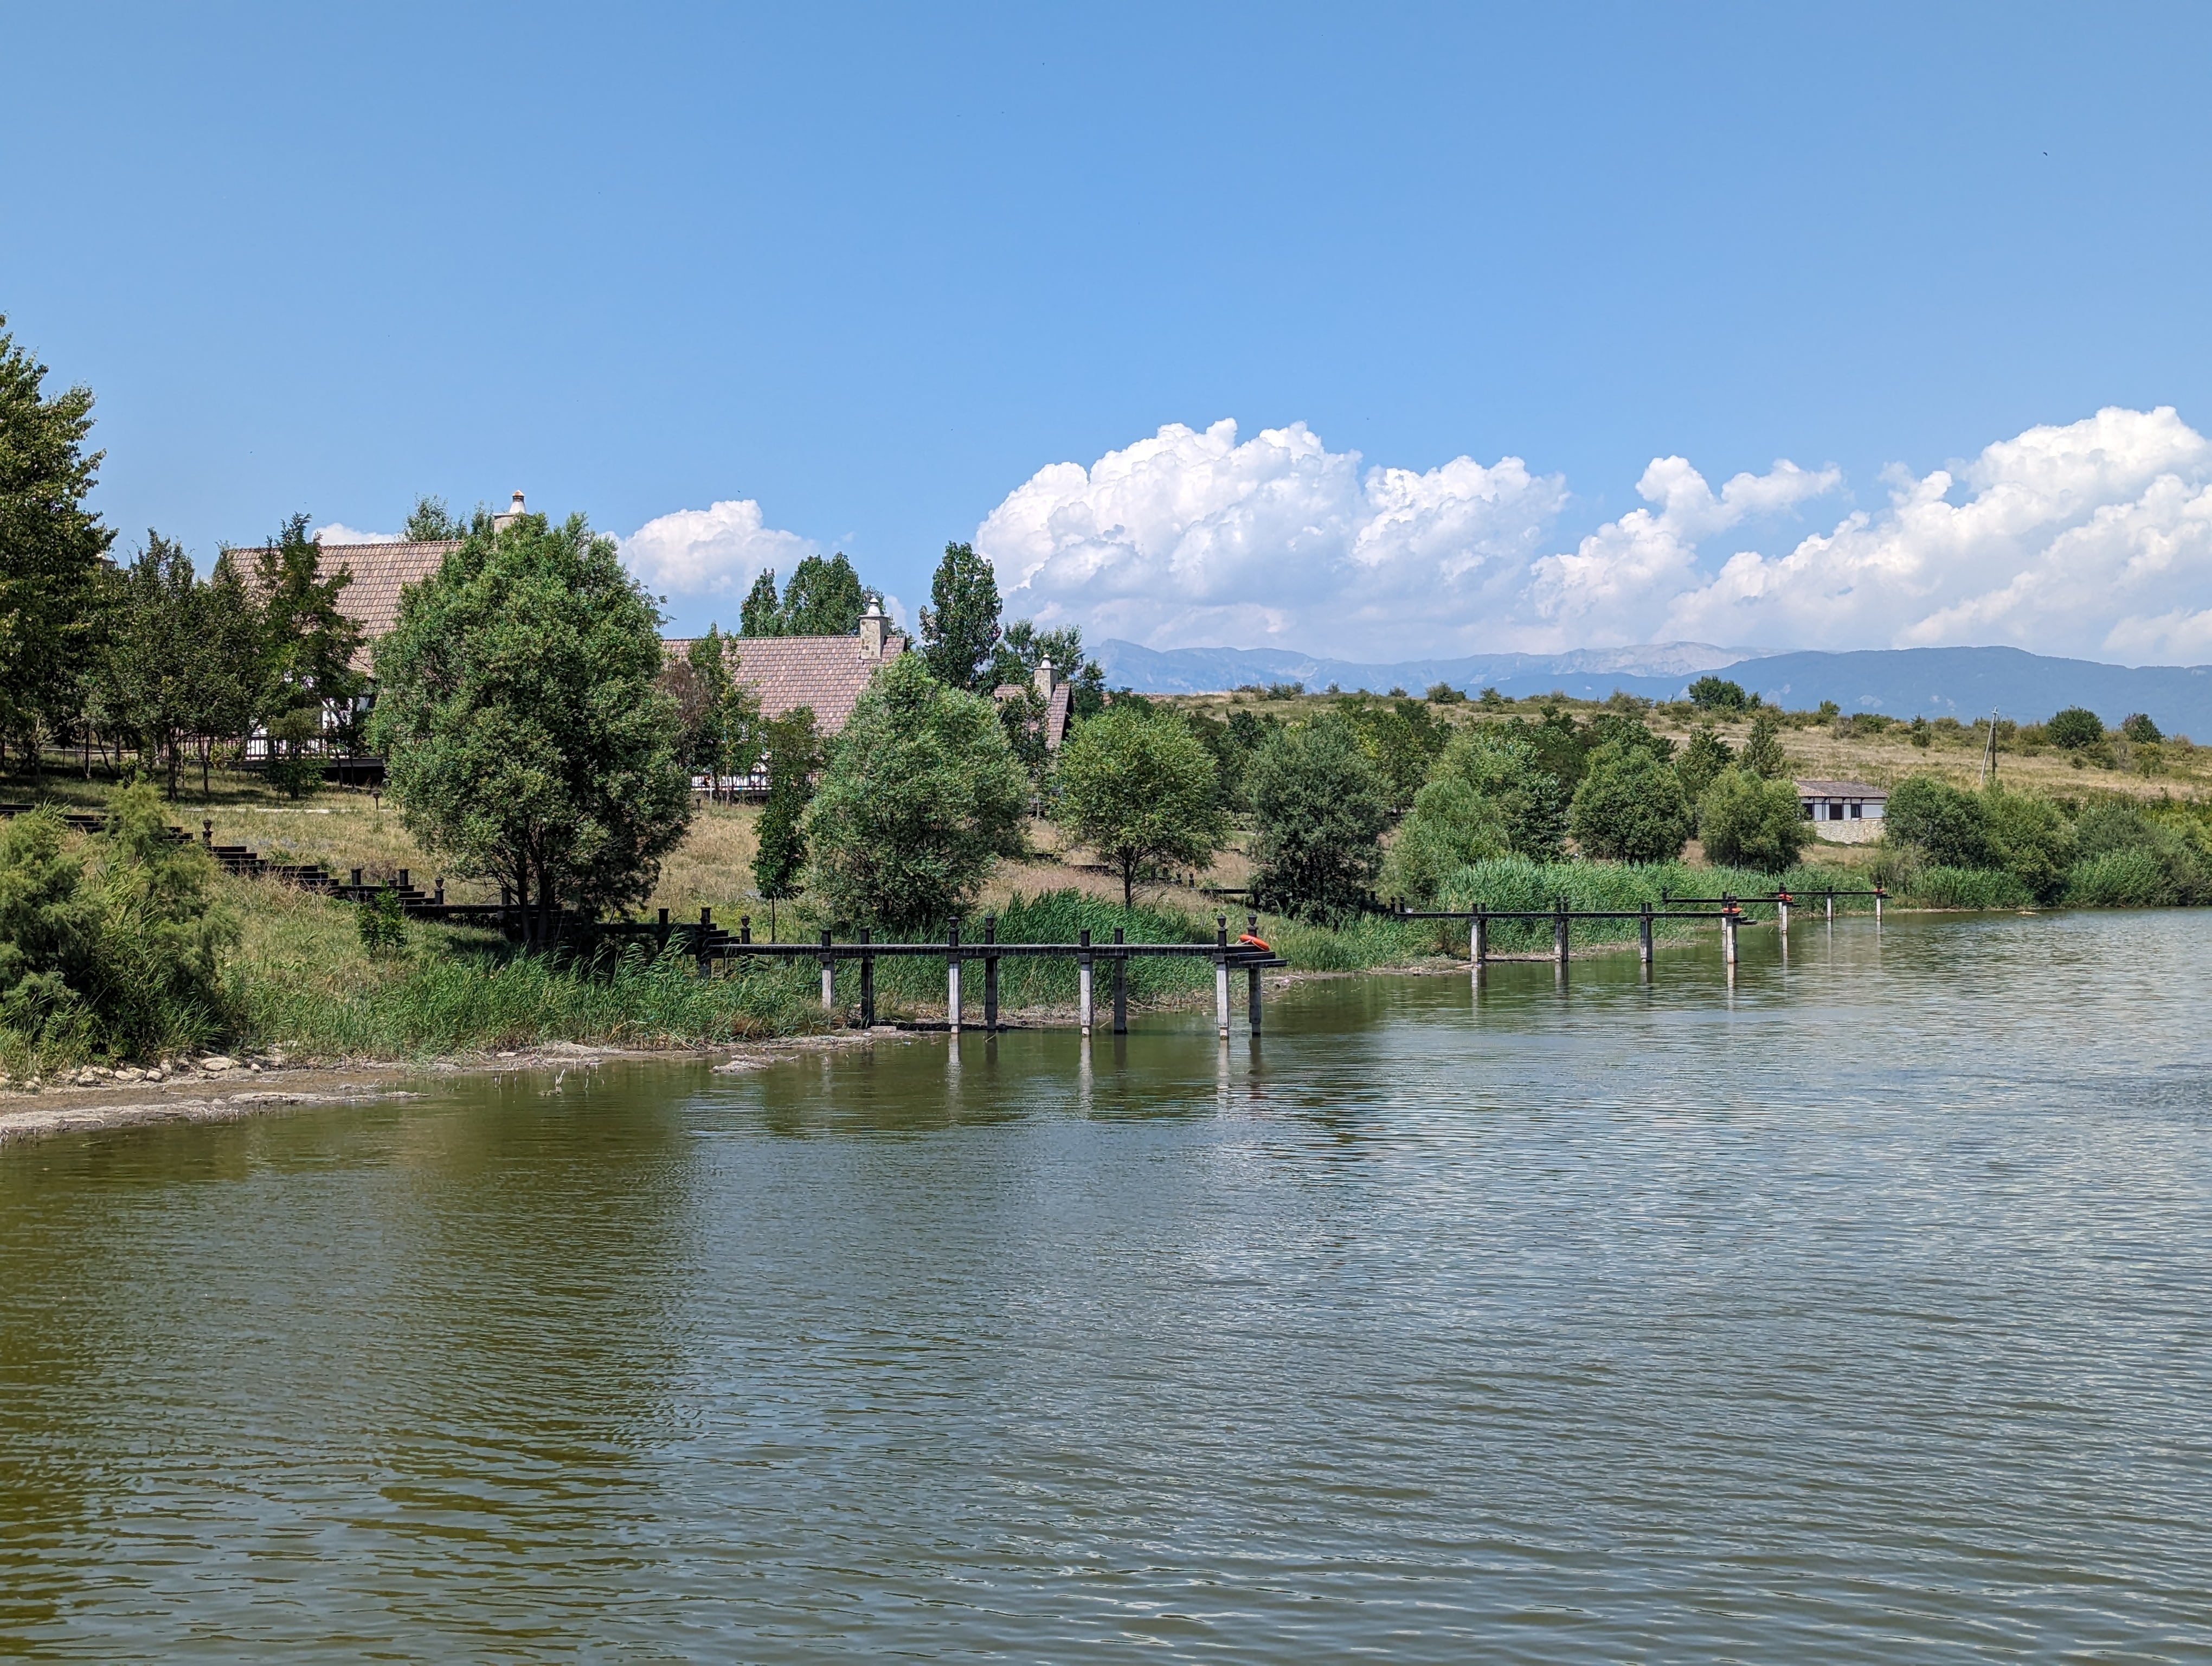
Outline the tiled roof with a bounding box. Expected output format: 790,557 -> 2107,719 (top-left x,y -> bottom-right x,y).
234,539 -> 458,671
1793,778 -> 1888,798
665,632 -> 908,735
991,680 -> 1074,750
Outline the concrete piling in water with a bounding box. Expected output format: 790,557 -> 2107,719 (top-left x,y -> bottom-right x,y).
1721,896 -> 1739,967
820,928 -> 835,1011
1471,907 -> 1488,984
1218,914 -> 1236,1030
1078,928 -> 1094,1036
1826,890 -> 1835,924
1112,927 -> 1128,1036
1778,892 -> 1790,935
1639,900 -> 1654,974
947,919 -> 962,1035
1875,888 -> 1885,926
982,915 -> 999,1033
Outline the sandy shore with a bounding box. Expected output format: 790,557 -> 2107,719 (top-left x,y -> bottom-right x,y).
0,1029 -> 929,1151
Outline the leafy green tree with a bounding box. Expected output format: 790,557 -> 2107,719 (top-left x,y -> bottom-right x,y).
672,626 -> 763,793
1246,716 -> 1390,919
1509,703 -> 1591,797
918,541 -> 1002,693
249,514 -> 365,781
0,315 -> 114,766
751,706 -> 823,929
782,553 -> 880,635
1582,708 -> 1675,763
1381,775 -> 1510,904
1337,694 -> 1446,810
2121,712 -> 2163,744
1696,768 -> 1807,872
1740,710 -> 1789,779
2047,707 -> 2105,749
1883,777 -> 1989,866
1982,786 -> 2073,901
0,807 -> 98,1037
196,554 -> 266,784
1568,739 -> 1692,862
368,510 -> 692,946
1433,726 -> 1566,860
801,652 -> 1028,929
740,569 -> 783,637
1675,722 -> 1734,808
1054,704 -> 1226,907
1687,675 -> 1751,713
404,495 -> 465,541
994,619 -> 1108,720
91,534 -> 203,800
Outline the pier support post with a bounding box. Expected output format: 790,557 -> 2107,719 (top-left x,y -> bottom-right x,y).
1112,927 -> 1128,1035
820,928 -> 834,1011
1639,900 -> 1654,973
1553,896 -> 1570,967
740,915 -> 751,944
1721,898 -> 1739,967
1778,892 -> 1790,935
1247,913 -> 1263,1036
858,927 -> 874,1027
1215,915 -> 1230,1040
1078,928 -> 1093,1036
983,915 -> 999,1033
1471,907 -> 1487,982
1874,888 -> 1885,927
696,906 -> 712,979
947,919 -> 962,1035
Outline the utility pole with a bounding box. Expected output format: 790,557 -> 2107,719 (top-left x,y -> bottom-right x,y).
1980,708 -> 2000,786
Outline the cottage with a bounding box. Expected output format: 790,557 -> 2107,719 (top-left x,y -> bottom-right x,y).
666,603 -> 909,739
1795,778 -> 1888,843
992,657 -> 1073,753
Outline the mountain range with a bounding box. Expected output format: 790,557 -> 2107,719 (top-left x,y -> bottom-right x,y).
1091,640 -> 2212,738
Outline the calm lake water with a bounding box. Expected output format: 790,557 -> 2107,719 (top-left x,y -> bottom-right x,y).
5,913 -> 2211,1662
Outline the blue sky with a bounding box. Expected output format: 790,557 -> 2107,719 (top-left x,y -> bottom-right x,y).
9,3 -> 2212,661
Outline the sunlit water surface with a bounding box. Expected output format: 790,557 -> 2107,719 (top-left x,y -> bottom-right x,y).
4,913 -> 2210,1662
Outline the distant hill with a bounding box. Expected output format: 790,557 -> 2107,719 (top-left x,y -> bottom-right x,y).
1091,640 -> 1753,695
1094,640 -> 2212,737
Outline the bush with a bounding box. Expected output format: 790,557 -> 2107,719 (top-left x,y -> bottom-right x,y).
1568,740 -> 1691,863
1697,768 -> 1808,873
1687,676 -> 1751,713
2047,706 -> 2105,749
2121,713 -> 2163,744
1885,776 -> 1990,867
1431,726 -> 1566,861
1915,866 -> 2033,910
356,888 -> 408,956
1381,776 -> 1509,905
2065,848 -> 2183,908
0,785 -> 238,1066
1425,682 -> 1466,704
1247,716 -> 1390,919
1980,788 -> 2074,902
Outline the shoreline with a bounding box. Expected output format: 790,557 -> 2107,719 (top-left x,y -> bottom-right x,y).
0,914 -> 1894,1151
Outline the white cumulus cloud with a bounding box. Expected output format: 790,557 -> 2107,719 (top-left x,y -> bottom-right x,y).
1655,406 -> 2212,662
620,498 -> 816,599
977,419 -> 1570,659
313,521 -> 400,544
973,406 -> 2212,664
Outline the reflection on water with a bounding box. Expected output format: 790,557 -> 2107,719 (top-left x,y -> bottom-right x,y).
4,913 -> 2212,1661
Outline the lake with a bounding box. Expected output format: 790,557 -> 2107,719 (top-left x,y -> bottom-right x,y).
4,913 -> 2210,1662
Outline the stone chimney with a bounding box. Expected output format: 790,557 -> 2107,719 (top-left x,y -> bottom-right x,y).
1032,656 -> 1056,701
859,600 -> 886,659
492,490 -> 526,533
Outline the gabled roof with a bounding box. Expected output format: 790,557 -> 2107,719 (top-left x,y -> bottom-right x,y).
232,538 -> 458,671
993,681 -> 1073,749
1793,778 -> 1888,798
665,631 -> 908,735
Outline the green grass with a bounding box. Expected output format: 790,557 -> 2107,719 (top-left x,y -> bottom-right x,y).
1432,856 -> 1873,952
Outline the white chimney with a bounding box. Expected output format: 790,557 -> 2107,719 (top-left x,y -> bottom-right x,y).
1032,656 -> 1056,701
492,490 -> 526,533
859,600 -> 885,658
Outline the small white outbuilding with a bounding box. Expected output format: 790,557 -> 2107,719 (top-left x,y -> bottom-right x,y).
1795,778 -> 1888,843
